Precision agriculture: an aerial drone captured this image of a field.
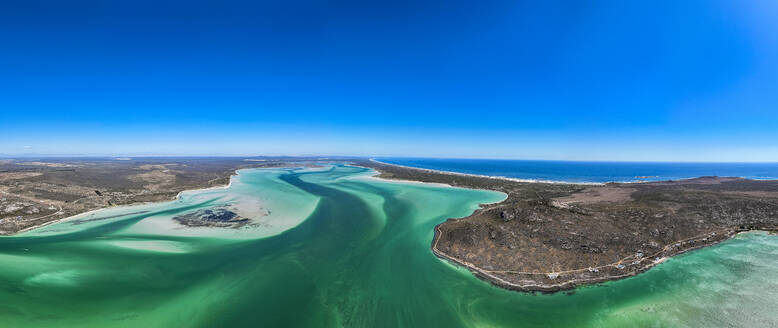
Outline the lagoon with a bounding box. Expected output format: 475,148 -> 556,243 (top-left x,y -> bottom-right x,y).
0,165 -> 776,327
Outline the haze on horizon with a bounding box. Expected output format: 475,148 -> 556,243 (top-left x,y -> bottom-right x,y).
2,1 -> 778,162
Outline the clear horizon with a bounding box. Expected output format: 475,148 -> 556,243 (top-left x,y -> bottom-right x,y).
3,154 -> 778,164
3,1 -> 778,161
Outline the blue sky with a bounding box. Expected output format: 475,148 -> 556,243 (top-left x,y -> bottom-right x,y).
2,0 -> 777,161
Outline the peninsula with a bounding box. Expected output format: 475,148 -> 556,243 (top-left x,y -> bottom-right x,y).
356,159 -> 778,292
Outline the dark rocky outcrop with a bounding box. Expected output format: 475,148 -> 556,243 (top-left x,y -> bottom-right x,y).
173,208 -> 250,228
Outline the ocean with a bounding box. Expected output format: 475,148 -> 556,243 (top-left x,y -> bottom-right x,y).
379,158 -> 778,183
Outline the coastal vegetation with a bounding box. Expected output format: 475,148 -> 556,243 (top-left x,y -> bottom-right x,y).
358,160 -> 778,292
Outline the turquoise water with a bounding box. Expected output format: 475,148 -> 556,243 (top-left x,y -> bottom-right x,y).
0,165 -> 776,327
380,158 -> 778,183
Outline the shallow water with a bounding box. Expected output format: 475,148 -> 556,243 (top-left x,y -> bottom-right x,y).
1,165 -> 776,327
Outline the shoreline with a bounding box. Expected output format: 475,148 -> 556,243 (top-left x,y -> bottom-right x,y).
361,159 -> 778,293
6,169 -> 244,236
432,224 -> 777,293
174,170 -> 238,199
7,165 -> 322,236
371,158 -> 778,185
355,168 -> 509,203
369,159 -> 605,186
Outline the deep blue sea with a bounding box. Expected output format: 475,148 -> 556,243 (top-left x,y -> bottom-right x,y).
378,158 -> 778,183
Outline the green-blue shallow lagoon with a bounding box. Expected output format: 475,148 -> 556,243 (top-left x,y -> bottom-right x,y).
1,165 -> 776,327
